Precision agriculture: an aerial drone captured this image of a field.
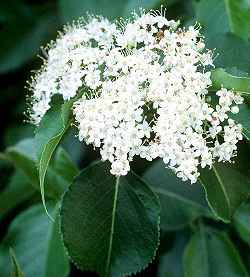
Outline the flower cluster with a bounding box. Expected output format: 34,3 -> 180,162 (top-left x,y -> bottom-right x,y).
28,9 -> 243,183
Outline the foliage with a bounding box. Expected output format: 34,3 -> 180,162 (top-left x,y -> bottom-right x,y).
61,162 -> 160,277
0,0 -> 250,276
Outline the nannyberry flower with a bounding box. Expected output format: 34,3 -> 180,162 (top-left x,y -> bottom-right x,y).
27,8 -> 244,183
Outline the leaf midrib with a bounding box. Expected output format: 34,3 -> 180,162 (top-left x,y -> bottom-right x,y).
105,176 -> 120,277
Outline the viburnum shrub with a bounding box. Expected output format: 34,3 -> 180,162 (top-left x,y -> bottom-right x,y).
28,9 -> 243,183
2,6 -> 249,277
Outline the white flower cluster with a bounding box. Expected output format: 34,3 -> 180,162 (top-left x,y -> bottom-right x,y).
28,9 -> 244,183
28,17 -> 118,124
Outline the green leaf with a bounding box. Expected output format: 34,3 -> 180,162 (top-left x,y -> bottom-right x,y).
6,138 -> 38,186
199,143 -> 250,222
157,232 -> 189,277
59,0 -> 162,22
194,0 -> 250,40
3,124 -> 35,148
35,98 -> 75,218
143,160 -> 211,231
210,33 -> 250,74
61,129 -> 85,164
183,225 -> 248,277
194,0 -> 230,36
223,0 -> 250,40
194,1 -> 250,73
0,15 -> 54,73
6,138 -> 78,200
211,68 -> 250,94
0,170 -> 36,221
9,248 -> 25,277
0,204 -> 70,277
60,161 -> 160,277
233,202 -> 250,246
50,147 -> 79,184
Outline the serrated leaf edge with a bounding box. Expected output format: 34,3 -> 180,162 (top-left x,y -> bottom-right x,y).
59,166 -> 161,277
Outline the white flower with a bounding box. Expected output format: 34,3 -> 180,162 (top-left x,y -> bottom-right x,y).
231,105 -> 239,114
28,8 -> 244,182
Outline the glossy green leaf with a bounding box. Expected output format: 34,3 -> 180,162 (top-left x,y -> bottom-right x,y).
143,160 -> 211,231
0,170 -> 36,221
9,248 -> 25,277
59,0 -> 162,22
194,0 -> 250,40
6,138 -> 78,200
0,204 -> 70,277
194,0 -> 250,73
211,68 -> 250,94
60,161 -> 160,277
35,98 -> 75,218
157,233 -> 188,277
3,124 -> 34,148
210,33 -> 250,74
194,0 -> 230,36
61,129 -> 85,164
233,202 -> 250,246
199,143 -> 250,222
6,138 -> 38,186
183,225 -> 248,277
223,0 -> 250,40
50,147 -> 79,184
